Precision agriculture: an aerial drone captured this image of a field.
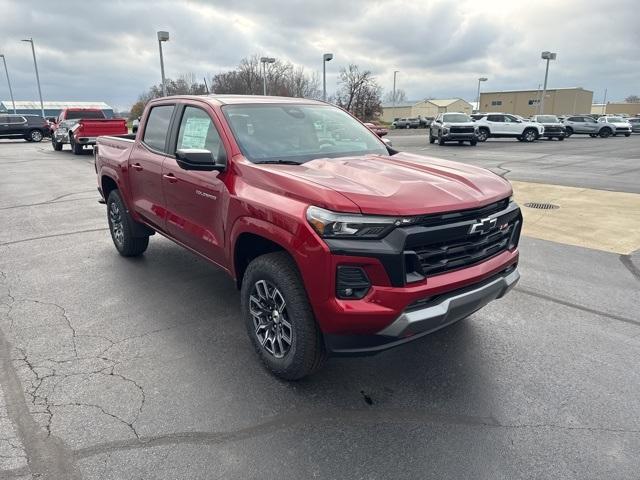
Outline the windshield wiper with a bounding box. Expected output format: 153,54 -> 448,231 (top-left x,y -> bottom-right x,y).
256,160 -> 302,165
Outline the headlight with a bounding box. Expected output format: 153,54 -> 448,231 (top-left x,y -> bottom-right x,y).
442,127 -> 449,134
306,206 -> 414,239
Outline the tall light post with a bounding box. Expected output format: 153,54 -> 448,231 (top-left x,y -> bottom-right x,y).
476,77 -> 488,113
392,70 -> 399,119
260,57 -> 275,96
322,53 -> 333,101
21,38 -> 45,118
0,54 -> 16,113
157,31 -> 170,96
539,51 -> 557,114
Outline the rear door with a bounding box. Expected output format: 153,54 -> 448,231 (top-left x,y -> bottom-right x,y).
0,115 -> 10,137
128,103 -> 176,232
162,103 -> 229,266
7,116 -> 27,136
486,114 -> 506,134
581,116 -> 598,133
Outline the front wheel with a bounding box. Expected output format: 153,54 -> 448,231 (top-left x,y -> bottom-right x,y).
428,132 -> 435,144
625,133 -> 631,137
470,139 -> 477,146
107,190 -> 149,257
52,137 -> 63,151
241,252 -> 326,380
558,136 -> 565,141
476,128 -> 489,142
565,127 -> 573,137
600,128 -> 612,138
522,129 -> 537,142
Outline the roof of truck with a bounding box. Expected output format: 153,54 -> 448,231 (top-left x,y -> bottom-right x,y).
159,94 -> 326,106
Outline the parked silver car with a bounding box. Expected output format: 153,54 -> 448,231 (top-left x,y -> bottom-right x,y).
598,116 -> 632,137
562,115 -> 615,138
429,112 -> 478,146
628,118 -> 640,133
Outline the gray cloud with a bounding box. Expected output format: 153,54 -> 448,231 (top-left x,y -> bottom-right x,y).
0,0 -> 638,110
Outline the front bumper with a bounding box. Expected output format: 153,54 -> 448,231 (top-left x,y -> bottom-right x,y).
325,266 -> 519,355
76,136 -> 98,144
442,133 -> 477,140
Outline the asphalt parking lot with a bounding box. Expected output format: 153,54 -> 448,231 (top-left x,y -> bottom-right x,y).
1,136 -> 639,479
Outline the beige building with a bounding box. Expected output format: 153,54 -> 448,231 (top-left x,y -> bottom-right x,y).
591,103 -> 640,116
478,87 -> 593,116
381,98 -> 472,122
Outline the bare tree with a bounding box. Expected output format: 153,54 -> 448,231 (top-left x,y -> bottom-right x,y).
137,73 -> 208,106
211,54 -> 320,98
334,64 -> 382,120
383,88 -> 407,104
625,95 -> 640,103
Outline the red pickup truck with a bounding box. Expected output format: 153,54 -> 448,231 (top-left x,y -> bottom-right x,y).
52,108 -> 127,154
95,95 -> 521,380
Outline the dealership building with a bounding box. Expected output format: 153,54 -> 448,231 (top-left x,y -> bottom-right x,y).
591,102 -> 640,116
478,87 -> 593,116
0,101 -> 115,118
381,98 -> 472,122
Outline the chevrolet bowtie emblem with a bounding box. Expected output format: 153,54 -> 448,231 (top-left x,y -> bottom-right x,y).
469,217 -> 497,235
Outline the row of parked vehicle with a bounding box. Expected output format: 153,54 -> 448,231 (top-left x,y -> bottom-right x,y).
425,112 -> 638,146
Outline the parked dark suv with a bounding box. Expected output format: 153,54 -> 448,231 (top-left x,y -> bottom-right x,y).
0,114 -> 48,142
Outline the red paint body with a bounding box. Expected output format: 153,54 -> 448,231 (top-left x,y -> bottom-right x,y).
53,108 -> 127,143
95,96 -> 518,337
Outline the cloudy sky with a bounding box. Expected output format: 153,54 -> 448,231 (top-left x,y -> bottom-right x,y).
1,0 -> 638,111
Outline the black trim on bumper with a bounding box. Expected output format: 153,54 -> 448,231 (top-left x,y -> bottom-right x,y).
324,266 -> 519,356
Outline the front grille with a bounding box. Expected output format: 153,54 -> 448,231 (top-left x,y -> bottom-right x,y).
413,224 -> 515,276
415,198 -> 510,227
450,126 -> 474,134
545,126 -> 562,133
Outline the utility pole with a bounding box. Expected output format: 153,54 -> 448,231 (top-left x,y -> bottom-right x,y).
602,88 -> 607,115
322,53 -> 333,101
157,31 -> 170,96
392,70 -> 399,119
539,51 -> 557,114
0,54 -> 16,113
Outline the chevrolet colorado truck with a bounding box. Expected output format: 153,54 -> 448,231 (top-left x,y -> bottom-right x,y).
52,108 -> 127,154
429,112 -> 478,146
94,95 -> 522,380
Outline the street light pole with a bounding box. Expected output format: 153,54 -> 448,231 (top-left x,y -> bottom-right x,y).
322,53 -> 333,102
0,55 -> 16,113
602,88 -> 607,115
392,70 -> 399,119
476,77 -> 487,113
21,38 -> 45,118
260,57 -> 276,96
539,51 -> 557,114
157,31 -> 170,96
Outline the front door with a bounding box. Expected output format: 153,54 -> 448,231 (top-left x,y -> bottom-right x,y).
128,104 -> 175,231
162,104 -> 228,266
486,114 -> 506,134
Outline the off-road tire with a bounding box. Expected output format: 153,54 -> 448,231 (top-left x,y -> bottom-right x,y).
476,128 -> 489,142
52,137 -> 63,151
241,252 -> 326,380
28,129 -> 43,142
106,190 -> 149,257
625,133 -> 631,137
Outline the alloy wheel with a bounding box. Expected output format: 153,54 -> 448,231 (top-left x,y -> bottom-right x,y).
249,280 -> 293,358
109,201 -> 125,247
31,130 -> 43,142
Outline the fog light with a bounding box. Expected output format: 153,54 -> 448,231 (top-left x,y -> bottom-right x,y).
336,266 -> 370,300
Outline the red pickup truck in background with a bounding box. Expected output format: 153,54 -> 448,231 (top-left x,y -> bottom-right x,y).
94,95 -> 521,380
52,108 -> 127,154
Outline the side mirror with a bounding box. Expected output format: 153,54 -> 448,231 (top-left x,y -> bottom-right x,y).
175,148 -> 225,172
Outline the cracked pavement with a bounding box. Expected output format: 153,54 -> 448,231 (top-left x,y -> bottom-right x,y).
0,138 -> 639,479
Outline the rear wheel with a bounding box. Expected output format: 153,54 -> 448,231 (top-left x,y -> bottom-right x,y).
51,137 -> 63,151
241,252 -> 326,380
558,136 -> 565,141
522,128 -> 537,142
70,136 -> 83,155
438,133 -> 445,145
599,128 -> 612,138
28,129 -> 43,142
476,128 -> 489,142
107,190 -> 149,257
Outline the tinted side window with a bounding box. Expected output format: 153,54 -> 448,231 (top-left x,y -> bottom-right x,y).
143,105 -> 175,152
487,115 -> 503,122
176,106 -> 225,161
567,117 -> 581,122
0,115 -> 8,123
8,116 -> 26,124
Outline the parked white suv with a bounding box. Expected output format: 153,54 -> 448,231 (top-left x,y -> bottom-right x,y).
597,116 -> 632,137
473,113 -> 544,142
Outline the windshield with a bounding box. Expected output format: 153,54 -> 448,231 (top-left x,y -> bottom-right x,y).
443,114 -> 471,123
223,104 -> 387,164
65,110 -> 106,120
536,115 -> 558,123
607,117 -> 624,122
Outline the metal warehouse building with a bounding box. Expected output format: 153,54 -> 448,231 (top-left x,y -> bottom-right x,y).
0,101 -> 114,118
381,98 -> 472,123
591,103 -> 640,117
478,87 -> 593,116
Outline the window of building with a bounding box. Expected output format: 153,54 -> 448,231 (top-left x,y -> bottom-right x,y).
528,99 -> 540,106
491,100 -> 502,106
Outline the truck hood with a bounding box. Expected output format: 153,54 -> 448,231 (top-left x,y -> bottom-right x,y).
264,153 -> 512,216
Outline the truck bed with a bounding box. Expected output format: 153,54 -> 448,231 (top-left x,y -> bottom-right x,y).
75,118 -> 128,138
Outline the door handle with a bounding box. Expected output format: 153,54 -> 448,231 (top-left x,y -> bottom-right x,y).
163,173 -> 178,183
131,163 -> 143,171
